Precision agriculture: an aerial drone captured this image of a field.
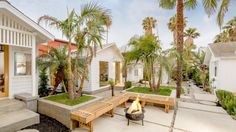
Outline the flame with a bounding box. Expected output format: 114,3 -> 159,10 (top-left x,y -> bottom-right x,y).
127,96 -> 142,114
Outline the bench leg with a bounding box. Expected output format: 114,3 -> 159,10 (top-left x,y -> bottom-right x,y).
141,101 -> 146,108
124,101 -> 127,108
88,121 -> 93,132
164,105 -> 169,113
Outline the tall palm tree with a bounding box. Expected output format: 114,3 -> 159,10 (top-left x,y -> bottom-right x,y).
38,10 -> 77,99
37,46 -> 68,94
184,28 -> 200,46
142,17 -> 157,35
167,15 -> 187,45
158,0 -> 232,98
74,4 -> 111,97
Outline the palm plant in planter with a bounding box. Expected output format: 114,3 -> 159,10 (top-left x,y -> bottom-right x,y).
37,46 -> 68,94
108,79 -> 115,96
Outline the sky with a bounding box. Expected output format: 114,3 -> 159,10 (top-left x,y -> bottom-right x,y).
8,0 -> 236,49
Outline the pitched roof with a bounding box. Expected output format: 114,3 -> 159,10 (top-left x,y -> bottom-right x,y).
209,42 -> 236,57
0,0 -> 54,42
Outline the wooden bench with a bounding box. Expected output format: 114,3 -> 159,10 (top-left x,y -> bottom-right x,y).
71,92 -> 175,131
70,94 -> 129,132
126,92 -> 175,113
71,101 -> 114,132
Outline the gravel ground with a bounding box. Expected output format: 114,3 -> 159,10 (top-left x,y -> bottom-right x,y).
23,114 -> 70,132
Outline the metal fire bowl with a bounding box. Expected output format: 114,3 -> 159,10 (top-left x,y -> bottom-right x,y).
124,108 -> 145,121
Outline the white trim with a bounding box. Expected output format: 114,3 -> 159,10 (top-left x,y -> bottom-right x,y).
0,1 -> 54,41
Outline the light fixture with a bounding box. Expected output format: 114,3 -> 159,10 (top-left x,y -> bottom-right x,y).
0,45 -> 4,52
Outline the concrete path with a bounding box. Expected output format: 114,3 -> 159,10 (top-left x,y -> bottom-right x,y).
174,82 -> 236,132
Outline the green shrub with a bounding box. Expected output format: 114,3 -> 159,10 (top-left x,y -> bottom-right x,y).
216,90 -> 236,119
38,69 -> 49,97
124,81 -> 132,89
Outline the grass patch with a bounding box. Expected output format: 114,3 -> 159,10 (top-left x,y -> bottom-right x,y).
127,86 -> 175,96
100,81 -> 109,87
45,93 -> 96,106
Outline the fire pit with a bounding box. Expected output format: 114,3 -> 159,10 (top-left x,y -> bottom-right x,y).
124,97 -> 145,126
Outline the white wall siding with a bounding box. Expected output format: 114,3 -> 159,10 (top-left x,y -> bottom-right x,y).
8,46 -> 33,98
217,59 -> 236,92
127,63 -> 144,82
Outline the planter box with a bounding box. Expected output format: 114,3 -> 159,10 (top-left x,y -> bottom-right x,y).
38,95 -> 102,129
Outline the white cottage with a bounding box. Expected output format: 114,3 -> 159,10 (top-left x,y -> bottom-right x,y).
126,62 -> 169,84
204,42 -> 236,92
0,0 -> 54,98
83,43 -> 124,94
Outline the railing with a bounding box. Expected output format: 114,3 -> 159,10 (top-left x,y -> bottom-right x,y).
0,12 -> 33,48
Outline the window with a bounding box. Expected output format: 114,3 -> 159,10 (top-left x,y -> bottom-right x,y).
134,69 -> 138,76
14,53 -> 31,76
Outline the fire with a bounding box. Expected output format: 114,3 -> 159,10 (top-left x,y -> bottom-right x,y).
127,96 -> 142,114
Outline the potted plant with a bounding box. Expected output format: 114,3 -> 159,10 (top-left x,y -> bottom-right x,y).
108,79 -> 115,96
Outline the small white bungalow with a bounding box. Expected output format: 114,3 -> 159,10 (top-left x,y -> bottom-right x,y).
204,42 -> 236,92
83,43 -> 124,94
0,0 -> 54,98
127,62 -> 144,82
126,62 -> 169,84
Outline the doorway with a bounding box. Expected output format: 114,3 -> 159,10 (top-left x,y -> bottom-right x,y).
0,45 -> 9,97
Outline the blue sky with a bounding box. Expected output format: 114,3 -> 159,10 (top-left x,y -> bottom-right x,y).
9,0 -> 236,49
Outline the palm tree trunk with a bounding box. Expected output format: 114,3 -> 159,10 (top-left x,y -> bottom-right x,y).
176,0 -> 184,98
51,67 -> 64,95
156,64 -> 162,91
73,52 -> 79,98
68,38 -> 74,99
77,62 -> 88,98
151,61 -> 156,91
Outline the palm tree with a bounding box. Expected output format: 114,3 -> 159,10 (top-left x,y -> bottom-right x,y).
167,15 -> 187,45
38,10 -> 77,99
74,3 -> 111,97
128,34 -> 160,91
158,0 -> 232,98
37,46 -> 68,94
214,30 -> 230,43
142,17 -> 157,35
183,44 -> 196,80
156,50 -> 171,90
184,28 -> 200,46
193,51 -> 209,89
223,17 -> 236,41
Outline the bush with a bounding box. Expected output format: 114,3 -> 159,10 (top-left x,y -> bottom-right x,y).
38,69 -> 49,97
124,81 -> 132,89
216,90 -> 236,119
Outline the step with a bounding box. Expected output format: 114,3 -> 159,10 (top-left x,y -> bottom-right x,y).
0,99 -> 26,114
0,109 -> 39,132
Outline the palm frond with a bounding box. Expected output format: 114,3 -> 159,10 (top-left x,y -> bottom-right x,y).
184,0 -> 198,10
202,0 -> 218,16
217,0 -> 230,28
159,0 -> 176,9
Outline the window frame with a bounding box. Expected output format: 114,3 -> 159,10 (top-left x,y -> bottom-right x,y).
14,52 -> 32,76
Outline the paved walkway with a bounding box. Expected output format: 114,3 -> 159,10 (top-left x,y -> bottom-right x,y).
74,82 -> 236,132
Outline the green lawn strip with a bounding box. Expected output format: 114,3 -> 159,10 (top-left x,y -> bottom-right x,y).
45,93 -> 96,106
127,86 -> 175,96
